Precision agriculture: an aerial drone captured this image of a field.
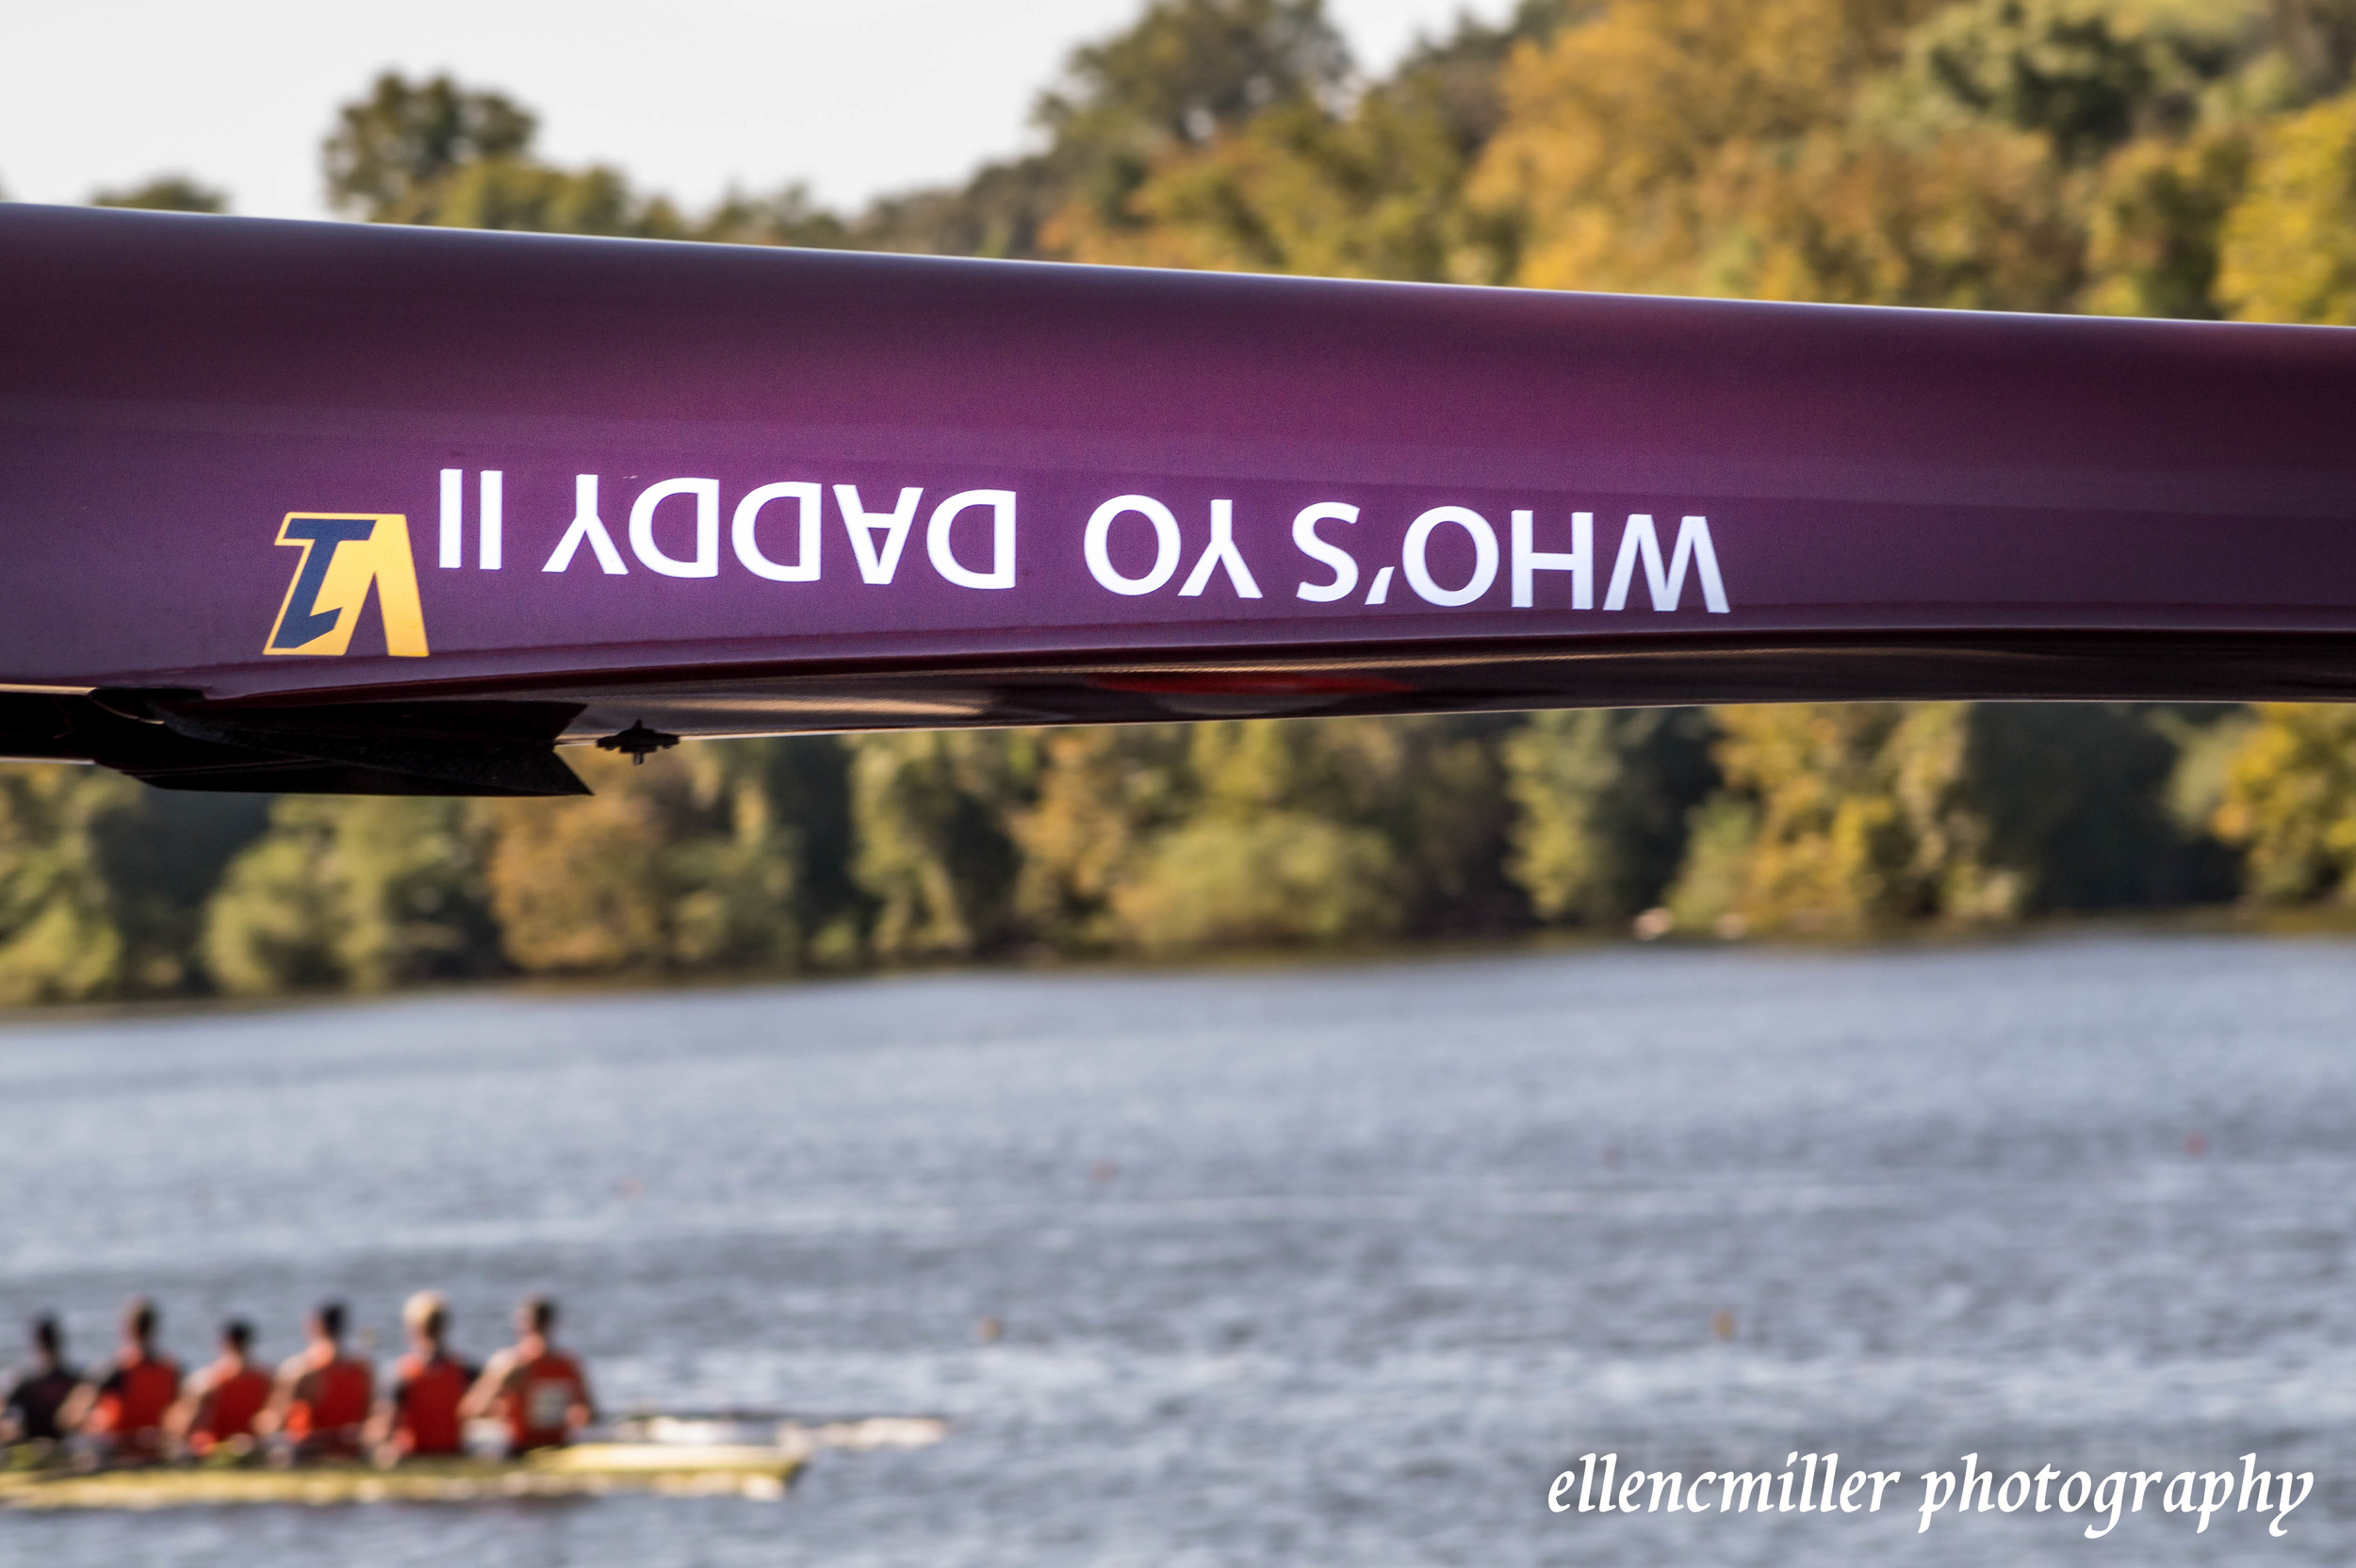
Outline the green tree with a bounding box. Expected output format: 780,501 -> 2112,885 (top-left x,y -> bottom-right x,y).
1454,0 -> 2341,315
200,813 -> 342,995
2212,702 -> 2356,901
1371,714 -> 1530,936
1900,0 -> 2245,164
203,796 -> 500,995
698,183 -> 853,249
0,768 -> 142,1004
1107,720 -> 1402,952
2218,90 -> 2356,320
759,735 -> 866,963
1010,725 -> 1195,948
1468,0 -> 1947,298
697,0 -> 1368,263
1666,703 -> 2020,935
90,174 -> 228,212
1967,702 -> 2240,907
2082,123 -> 2251,316
1504,708 -> 1718,925
1072,714 -> 1525,954
322,71 -> 761,240
1050,6 -> 1573,280
324,73 -> 538,222
484,781 -> 671,974
1037,0 -> 1353,253
426,157 -> 686,238
1114,808 -> 1399,950
0,771 -> 269,1004
851,155 -> 1075,259
1041,0 -> 1351,146
2270,0 -> 2356,95
483,742 -> 813,975
851,731 -> 1034,960
93,792 -> 271,992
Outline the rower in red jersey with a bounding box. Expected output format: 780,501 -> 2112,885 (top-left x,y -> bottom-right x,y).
62,1298 -> 181,1462
369,1291 -> 475,1462
462,1296 -> 594,1455
169,1319 -> 272,1459
261,1301 -> 373,1460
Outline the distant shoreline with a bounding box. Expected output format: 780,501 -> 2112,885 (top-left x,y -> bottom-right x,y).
0,904 -> 2345,1034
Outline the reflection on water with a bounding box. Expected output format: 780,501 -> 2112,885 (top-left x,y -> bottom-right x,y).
0,936 -> 2350,1564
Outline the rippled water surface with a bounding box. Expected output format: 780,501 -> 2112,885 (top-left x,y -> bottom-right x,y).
3,936 -> 2353,1564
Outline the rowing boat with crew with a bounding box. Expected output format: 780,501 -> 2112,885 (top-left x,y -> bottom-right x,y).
0,1415 -> 945,1511
2,1289 -> 946,1511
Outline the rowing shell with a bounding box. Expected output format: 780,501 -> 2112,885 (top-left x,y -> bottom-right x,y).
7,206 -> 2356,796
0,1443 -> 803,1511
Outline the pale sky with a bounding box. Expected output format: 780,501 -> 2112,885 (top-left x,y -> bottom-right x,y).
3,0 -> 1514,221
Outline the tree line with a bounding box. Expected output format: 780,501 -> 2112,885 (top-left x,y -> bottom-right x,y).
8,0 -> 2356,1004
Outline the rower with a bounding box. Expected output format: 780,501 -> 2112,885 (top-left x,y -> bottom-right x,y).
0,1315 -> 80,1453
169,1319 -> 272,1459
369,1291 -> 475,1462
63,1298 -> 181,1462
261,1301 -> 373,1460
461,1296 -> 594,1454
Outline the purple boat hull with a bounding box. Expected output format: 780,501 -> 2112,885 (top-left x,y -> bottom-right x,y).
4,204 -> 2353,793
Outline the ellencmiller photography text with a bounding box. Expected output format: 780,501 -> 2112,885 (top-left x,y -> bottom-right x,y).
1550,1450 -> 2316,1539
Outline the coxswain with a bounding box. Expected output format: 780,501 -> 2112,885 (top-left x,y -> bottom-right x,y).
368,1290 -> 475,1462
461,1296 -> 594,1454
261,1301 -> 374,1460
0,1315 -> 80,1453
168,1318 -> 272,1459
61,1298 -> 180,1462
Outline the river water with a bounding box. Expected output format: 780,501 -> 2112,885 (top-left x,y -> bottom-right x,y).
1,935 -> 2351,1564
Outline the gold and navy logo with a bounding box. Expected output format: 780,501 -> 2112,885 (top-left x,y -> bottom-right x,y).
266,513 -> 429,657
